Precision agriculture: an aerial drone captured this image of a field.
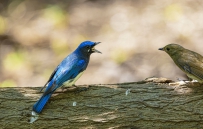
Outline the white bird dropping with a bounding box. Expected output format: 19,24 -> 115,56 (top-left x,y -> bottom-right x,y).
73,102 -> 77,106
125,89 -> 131,96
30,111 -> 39,123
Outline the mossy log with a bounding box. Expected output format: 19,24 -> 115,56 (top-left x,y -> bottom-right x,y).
1,78 -> 203,129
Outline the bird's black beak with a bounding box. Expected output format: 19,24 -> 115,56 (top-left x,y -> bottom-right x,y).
95,42 -> 101,46
92,42 -> 102,54
158,47 -> 164,51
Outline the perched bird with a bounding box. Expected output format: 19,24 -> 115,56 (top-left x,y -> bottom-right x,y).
159,44 -> 203,83
30,41 -> 101,123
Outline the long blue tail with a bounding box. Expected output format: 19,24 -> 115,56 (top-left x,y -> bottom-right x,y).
33,93 -> 52,113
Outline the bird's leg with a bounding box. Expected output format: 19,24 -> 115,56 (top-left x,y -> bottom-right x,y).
177,78 -> 190,83
177,77 -> 201,87
61,85 -> 66,92
59,84 -> 78,92
177,76 -> 198,83
72,84 -> 78,88
176,77 -> 192,85
74,86 -> 89,93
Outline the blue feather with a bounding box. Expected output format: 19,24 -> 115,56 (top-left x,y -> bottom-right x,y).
33,93 -> 52,113
32,41 -> 101,114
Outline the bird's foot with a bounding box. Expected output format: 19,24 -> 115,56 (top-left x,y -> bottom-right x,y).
176,78 -> 201,86
58,84 -> 79,93
70,84 -> 78,88
177,78 -> 190,83
74,87 -> 89,94
61,86 -> 66,92
169,78 -> 190,86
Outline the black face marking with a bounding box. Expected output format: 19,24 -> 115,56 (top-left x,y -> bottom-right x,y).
86,46 -> 90,49
84,45 -> 92,53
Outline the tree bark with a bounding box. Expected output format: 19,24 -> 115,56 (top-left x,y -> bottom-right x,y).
1,78 -> 203,129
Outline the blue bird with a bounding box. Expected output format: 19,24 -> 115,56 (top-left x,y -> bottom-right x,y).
31,41 -> 101,121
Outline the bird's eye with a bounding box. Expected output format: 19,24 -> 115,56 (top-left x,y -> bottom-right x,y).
166,47 -> 170,51
86,46 -> 90,49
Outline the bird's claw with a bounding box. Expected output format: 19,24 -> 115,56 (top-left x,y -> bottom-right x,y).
74,87 -> 89,93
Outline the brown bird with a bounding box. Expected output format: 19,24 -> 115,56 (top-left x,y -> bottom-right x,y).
159,44 -> 203,83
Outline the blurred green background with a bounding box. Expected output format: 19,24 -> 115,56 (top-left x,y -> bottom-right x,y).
0,0 -> 202,87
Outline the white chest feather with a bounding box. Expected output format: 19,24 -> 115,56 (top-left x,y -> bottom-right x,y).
63,71 -> 84,87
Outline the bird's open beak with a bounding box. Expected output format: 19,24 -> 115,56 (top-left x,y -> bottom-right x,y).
92,42 -> 102,54
158,48 -> 164,51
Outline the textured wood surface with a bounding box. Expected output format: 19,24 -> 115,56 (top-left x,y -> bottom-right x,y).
1,78 -> 203,129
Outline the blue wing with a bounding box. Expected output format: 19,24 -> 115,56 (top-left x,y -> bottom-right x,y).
40,65 -> 59,92
43,57 -> 87,95
33,56 -> 87,113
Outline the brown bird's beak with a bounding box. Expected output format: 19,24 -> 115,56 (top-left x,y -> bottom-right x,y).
158,48 -> 164,51
92,42 -> 102,54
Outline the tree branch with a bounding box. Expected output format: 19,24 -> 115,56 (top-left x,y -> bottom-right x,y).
1,78 -> 203,128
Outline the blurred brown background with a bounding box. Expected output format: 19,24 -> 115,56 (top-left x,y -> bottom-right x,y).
0,0 -> 203,87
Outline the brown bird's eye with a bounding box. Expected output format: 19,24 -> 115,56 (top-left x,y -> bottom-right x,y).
166,47 -> 170,51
